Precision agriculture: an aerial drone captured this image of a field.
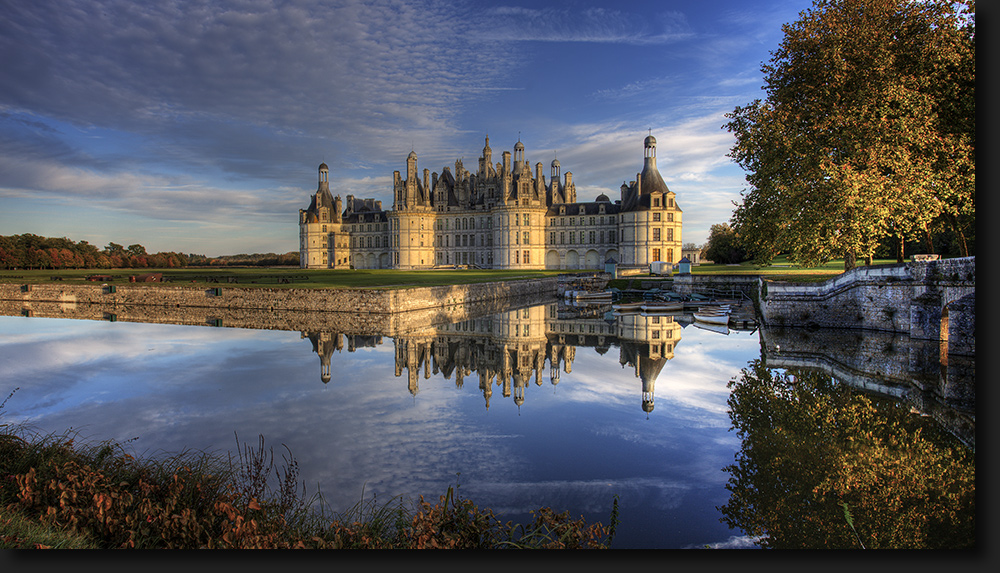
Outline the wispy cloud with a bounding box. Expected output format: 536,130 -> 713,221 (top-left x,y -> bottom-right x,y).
479,6 -> 693,44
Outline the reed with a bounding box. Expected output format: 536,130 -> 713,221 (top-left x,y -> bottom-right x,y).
1,389 -> 618,549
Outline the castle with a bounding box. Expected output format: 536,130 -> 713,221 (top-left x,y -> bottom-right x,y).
303,301 -> 683,414
299,134 -> 681,270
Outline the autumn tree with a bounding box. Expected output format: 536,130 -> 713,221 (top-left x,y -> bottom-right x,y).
724,0 -> 975,269
719,360 -> 975,548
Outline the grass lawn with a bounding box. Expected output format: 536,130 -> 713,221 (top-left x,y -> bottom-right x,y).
0,267 -> 566,290
0,256 -> 907,289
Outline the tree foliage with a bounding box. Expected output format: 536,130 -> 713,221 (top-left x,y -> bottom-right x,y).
724,0 -> 975,269
0,234 -> 188,270
702,223 -> 748,264
719,360 -> 975,549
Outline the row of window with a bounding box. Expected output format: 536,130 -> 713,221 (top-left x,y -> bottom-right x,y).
549,215 -> 616,227
548,230 -> 617,245
651,228 -> 675,241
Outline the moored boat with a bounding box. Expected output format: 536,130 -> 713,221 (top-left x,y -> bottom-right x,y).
693,321 -> 730,335
640,301 -> 684,313
693,309 -> 730,325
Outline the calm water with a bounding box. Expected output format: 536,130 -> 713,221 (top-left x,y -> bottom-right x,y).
0,300 -> 974,549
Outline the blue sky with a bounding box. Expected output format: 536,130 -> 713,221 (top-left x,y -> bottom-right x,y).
0,0 -> 814,256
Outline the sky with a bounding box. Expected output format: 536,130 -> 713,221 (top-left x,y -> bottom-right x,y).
0,0 -> 816,257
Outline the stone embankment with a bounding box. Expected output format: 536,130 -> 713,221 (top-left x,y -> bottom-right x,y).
758,257 -> 975,356
0,278 -> 559,337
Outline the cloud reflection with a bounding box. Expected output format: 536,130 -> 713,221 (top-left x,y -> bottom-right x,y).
0,307 -> 759,548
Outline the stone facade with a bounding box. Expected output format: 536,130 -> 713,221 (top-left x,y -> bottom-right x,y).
299,134 -> 682,271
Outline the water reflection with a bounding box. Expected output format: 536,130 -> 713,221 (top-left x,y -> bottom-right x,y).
304,303 -> 695,416
0,297 -> 974,549
720,361 -> 975,549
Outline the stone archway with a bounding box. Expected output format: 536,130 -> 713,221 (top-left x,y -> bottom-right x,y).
366,253 -> 376,269
546,250 -> 561,269
585,249 -> 600,269
566,250 -> 580,269
379,252 -> 391,269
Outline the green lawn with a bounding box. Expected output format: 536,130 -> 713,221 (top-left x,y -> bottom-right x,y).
0,257 -> 908,289
0,267 -> 565,290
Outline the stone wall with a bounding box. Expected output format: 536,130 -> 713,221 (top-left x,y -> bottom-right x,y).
758,258 -> 975,350
0,278 -> 559,336
556,272 -> 612,296
761,326 -> 975,449
671,274 -> 759,298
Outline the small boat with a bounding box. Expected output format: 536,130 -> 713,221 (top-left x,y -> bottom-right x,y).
693,321 -> 730,335
640,301 -> 684,313
612,301 -> 643,312
565,290 -> 612,302
693,309 -> 730,325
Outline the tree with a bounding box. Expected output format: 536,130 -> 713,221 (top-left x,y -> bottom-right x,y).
719,360 -> 975,548
105,242 -> 125,256
724,0 -> 975,269
703,223 -> 747,264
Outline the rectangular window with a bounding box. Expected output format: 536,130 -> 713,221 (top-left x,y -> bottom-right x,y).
653,248 -> 661,261
668,213 -> 674,222
589,231 -> 595,243
668,228 -> 674,241
653,197 -> 660,207
653,212 -> 661,222
570,232 -> 575,243
524,250 -> 530,264
560,232 -> 565,244
669,198 -> 674,207
550,232 -> 556,244
569,217 -> 575,226
652,330 -> 660,339
653,228 -> 661,241
523,231 -> 529,244
609,231 -> 616,242
516,251 -> 520,264
600,231 -> 605,243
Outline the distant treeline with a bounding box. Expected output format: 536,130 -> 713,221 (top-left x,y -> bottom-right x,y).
186,252 -> 299,267
0,234 -> 299,270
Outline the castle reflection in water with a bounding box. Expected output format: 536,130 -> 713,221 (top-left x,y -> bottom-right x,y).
304,302 -> 689,413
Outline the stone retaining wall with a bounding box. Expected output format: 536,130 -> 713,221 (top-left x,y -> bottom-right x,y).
0,277 -> 559,336
671,274 -> 759,297
758,258 -> 975,354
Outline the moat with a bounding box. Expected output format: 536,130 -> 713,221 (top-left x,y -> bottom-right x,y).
0,297 -> 975,549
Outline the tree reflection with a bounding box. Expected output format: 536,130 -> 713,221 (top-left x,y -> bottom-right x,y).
719,359 -> 974,549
